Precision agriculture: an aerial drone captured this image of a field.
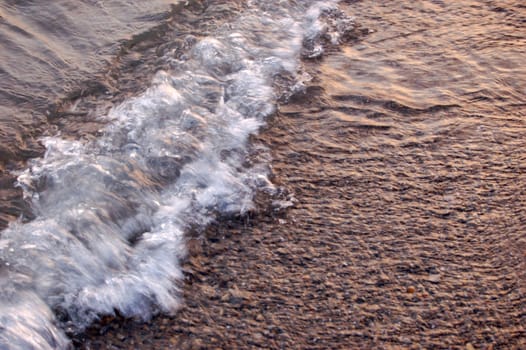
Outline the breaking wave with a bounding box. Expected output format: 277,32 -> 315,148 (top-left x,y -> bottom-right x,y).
0,0 -> 354,348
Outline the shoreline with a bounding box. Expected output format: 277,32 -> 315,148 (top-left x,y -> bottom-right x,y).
78,1 -> 526,348
77,59 -> 526,350
2,1 -> 524,348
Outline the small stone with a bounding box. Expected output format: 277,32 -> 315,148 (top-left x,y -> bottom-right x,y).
427,274 -> 441,283
466,343 -> 475,350
229,287 -> 251,299
201,285 -> 217,297
407,286 -> 416,293
256,314 -> 265,322
187,238 -> 203,256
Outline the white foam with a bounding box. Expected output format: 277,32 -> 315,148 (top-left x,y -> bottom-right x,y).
0,1 -> 339,348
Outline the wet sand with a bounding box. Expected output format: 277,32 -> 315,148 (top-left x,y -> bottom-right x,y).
78,2 -> 526,347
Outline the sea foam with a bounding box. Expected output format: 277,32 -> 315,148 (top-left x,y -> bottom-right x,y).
0,0 -> 341,348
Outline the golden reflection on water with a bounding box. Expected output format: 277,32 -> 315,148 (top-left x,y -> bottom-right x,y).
278,1 -> 525,344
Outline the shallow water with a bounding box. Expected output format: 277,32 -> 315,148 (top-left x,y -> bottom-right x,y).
0,0 -> 525,348
277,0 -> 526,346
0,0 -> 179,228
0,0 -> 173,104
